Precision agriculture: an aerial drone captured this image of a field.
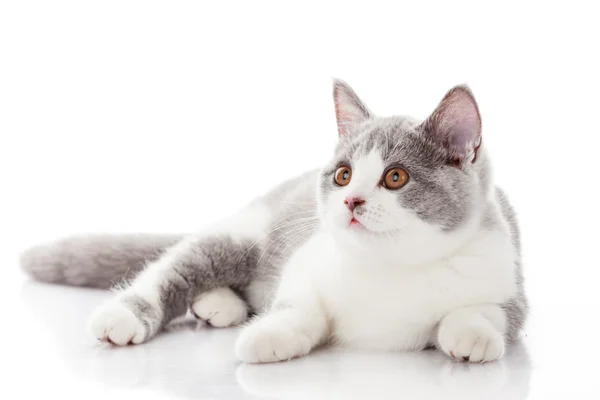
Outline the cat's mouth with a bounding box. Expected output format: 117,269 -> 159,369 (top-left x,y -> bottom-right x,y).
349,216 -> 365,230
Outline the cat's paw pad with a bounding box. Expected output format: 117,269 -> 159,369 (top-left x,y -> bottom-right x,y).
438,317 -> 505,363
87,302 -> 147,346
235,319 -> 311,363
192,287 -> 248,328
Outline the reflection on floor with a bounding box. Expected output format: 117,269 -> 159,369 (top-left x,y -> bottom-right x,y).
20,282 -> 532,400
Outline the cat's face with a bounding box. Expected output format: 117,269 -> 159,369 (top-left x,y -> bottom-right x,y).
318,80 -> 488,253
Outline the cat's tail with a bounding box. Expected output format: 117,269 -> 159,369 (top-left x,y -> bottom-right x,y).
20,234 -> 182,289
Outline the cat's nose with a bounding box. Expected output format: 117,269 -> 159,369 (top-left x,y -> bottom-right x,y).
344,196 -> 365,211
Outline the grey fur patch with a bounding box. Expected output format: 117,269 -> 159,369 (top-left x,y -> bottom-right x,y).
502,290 -> 528,343
150,235 -> 263,327
122,295 -> 161,341
496,188 -> 528,342
496,187 -> 522,255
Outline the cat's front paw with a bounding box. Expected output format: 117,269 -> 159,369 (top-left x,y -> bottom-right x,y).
438,315 -> 505,363
87,301 -> 148,346
235,317 -> 312,363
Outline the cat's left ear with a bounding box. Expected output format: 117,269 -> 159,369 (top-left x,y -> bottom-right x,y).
333,79 -> 372,138
419,85 -> 482,165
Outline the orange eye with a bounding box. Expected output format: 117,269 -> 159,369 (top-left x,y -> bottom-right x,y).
383,167 -> 409,190
334,166 -> 352,186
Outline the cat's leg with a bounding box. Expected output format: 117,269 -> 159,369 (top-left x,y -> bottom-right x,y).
436,303 -> 507,363
88,205 -> 270,345
235,299 -> 328,363
235,240 -> 329,363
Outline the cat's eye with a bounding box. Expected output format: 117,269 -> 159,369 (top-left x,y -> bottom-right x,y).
383,167 -> 409,190
334,165 -> 352,186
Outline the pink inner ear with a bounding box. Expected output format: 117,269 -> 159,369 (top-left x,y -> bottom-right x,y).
428,86 -> 482,159
335,106 -> 359,137
333,81 -> 371,137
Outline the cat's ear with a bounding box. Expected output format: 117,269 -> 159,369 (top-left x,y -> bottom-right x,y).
333,79 -> 372,137
420,85 -> 482,165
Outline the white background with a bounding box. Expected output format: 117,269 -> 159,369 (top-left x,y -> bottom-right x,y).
1,1 -> 599,399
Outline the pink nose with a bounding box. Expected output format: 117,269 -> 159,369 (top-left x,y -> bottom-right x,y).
344,196 -> 365,211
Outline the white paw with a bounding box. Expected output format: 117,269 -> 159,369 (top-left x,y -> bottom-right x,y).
438,315 -> 505,363
192,287 -> 248,328
87,302 -> 147,346
235,317 -> 312,363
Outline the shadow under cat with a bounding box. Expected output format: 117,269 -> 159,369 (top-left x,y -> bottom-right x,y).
21,281 -> 532,400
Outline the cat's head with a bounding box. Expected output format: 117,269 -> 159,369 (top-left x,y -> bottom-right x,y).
318,80 -> 491,261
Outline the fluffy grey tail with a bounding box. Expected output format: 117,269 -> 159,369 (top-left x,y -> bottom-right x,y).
20,234 -> 182,289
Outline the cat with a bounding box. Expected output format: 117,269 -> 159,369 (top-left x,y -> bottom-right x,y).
21,79 -> 527,363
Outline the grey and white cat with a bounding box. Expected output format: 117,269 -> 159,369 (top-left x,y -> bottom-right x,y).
21,80 -> 527,363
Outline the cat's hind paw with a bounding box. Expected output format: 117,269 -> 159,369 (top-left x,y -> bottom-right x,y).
192,287 -> 248,328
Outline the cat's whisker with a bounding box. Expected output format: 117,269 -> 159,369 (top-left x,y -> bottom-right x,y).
270,215 -> 319,231
263,223 -> 317,263
253,225 -> 309,268
264,227 -> 315,269
255,222 -> 318,269
267,211 -> 318,231
236,215 -> 319,263
256,220 -> 318,260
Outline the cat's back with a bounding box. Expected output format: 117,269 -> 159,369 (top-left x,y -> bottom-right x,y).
492,186 -> 528,341
494,187 -> 521,255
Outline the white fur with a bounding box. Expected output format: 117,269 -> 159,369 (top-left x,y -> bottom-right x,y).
204,202 -> 272,240
88,302 -> 146,345
236,309 -> 316,363
437,304 -> 506,362
192,287 -> 248,327
243,278 -> 273,313
236,240 -> 328,363
236,150 -> 517,363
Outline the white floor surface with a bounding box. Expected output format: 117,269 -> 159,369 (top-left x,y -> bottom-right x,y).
5,277 -> 598,400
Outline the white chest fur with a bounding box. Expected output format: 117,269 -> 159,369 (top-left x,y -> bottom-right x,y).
308,230 -> 518,351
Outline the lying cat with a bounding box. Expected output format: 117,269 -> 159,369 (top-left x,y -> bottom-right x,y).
21,79 -> 527,363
